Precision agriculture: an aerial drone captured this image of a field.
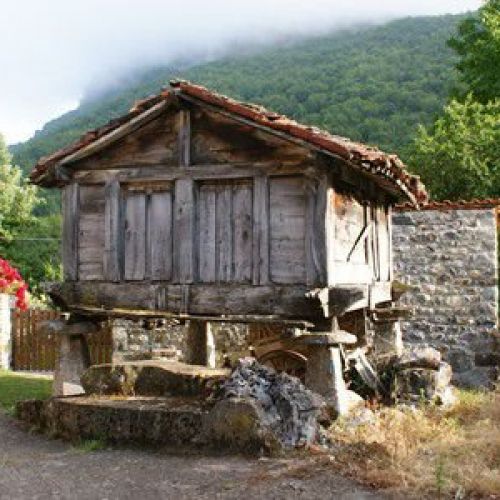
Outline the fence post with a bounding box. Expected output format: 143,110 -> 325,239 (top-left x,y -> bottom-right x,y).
0,293 -> 12,370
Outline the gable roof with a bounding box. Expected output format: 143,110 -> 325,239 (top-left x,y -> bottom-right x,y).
30,80 -> 428,205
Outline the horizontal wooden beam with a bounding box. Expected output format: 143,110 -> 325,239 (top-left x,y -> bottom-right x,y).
71,163 -> 315,185
67,304 -> 314,328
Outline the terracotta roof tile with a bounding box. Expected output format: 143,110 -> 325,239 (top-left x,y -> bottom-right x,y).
30,80 -> 427,204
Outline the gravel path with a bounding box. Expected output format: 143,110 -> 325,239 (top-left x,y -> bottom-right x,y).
0,412 -> 385,500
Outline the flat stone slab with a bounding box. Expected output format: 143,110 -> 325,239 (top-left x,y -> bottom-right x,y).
17,396 -> 207,447
81,360 -> 230,397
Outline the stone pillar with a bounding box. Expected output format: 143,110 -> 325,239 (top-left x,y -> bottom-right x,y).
0,294 -> 12,370
372,320 -> 404,358
53,334 -> 89,396
111,319 -> 129,364
306,346 -> 352,415
303,330 -> 363,416
185,320 -> 216,367
206,322 -> 216,369
40,319 -> 96,396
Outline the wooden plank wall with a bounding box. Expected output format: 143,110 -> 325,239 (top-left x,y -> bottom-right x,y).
78,185 -> 105,280
269,176 -> 307,284
11,309 -> 59,371
197,180 -> 253,283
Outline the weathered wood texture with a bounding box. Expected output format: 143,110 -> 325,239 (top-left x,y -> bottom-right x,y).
78,185 -> 105,281
57,102 -> 396,319
173,179 -> 196,283
104,180 -> 122,282
72,111 -> 179,170
197,180 -> 253,283
269,176 -> 306,284
11,309 -> 111,371
52,282 -> 325,320
62,184 -> 79,280
190,108 -> 313,165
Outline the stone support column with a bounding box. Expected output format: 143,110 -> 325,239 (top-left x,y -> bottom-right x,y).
305,346 -> 351,415
0,294 -> 12,370
41,318 -> 96,396
185,320 -> 216,367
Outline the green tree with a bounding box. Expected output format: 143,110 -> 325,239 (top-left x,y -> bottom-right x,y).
0,134 -> 61,292
408,96 -> 500,200
0,134 -> 39,240
448,0 -> 500,102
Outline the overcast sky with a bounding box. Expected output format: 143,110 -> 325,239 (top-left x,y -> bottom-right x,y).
1,0 -> 482,145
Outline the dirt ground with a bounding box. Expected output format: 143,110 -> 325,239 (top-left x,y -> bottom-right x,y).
0,412 -> 385,500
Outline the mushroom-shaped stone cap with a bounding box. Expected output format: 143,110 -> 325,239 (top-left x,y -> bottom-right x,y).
299,331 -> 357,346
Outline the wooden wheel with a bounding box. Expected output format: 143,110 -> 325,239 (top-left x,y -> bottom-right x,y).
258,349 -> 308,382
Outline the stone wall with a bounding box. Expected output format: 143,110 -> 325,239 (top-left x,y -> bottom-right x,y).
110,318 -> 249,367
392,205 -> 499,388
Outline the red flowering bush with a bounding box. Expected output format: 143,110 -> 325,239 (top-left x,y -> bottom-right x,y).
0,258 -> 29,310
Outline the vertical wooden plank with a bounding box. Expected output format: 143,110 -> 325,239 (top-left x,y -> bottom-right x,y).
104,179 -> 123,282
216,185 -> 233,282
305,175 -> 328,286
233,182 -> 253,283
198,184 -> 217,283
252,175 -> 269,285
149,190 -> 173,280
178,109 -> 191,167
377,204 -> 391,282
269,176 -> 306,284
326,185 -> 337,287
124,192 -> 146,280
173,178 -> 195,283
388,205 -> 393,281
32,310 -> 38,371
62,183 -> 79,280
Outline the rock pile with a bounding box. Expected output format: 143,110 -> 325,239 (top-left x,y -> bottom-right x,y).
388,347 -> 455,406
204,358 -> 325,453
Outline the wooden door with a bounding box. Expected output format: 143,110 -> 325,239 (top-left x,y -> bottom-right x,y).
197,180 -> 253,283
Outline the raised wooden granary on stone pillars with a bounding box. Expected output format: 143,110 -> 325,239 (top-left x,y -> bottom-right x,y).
31,81 -> 427,413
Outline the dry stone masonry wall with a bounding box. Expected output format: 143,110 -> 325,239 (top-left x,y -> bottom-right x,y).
111,319 -> 249,366
392,207 -> 499,388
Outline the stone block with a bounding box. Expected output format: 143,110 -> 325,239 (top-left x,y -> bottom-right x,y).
81,360 -> 229,397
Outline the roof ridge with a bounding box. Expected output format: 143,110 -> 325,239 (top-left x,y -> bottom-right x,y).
29,79 -> 428,205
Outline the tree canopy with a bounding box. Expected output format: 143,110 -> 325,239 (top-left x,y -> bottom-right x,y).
407,1 -> 499,200
0,134 -> 61,291
0,134 -> 39,240
408,96 -> 500,200
448,0 -> 500,103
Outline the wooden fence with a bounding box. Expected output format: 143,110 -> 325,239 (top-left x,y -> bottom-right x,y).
11,309 -> 112,371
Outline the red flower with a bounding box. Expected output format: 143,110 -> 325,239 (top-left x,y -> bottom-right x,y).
0,257 -> 29,310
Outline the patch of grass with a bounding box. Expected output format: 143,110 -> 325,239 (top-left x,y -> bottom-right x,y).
328,389 -> 500,498
73,438 -> 107,453
0,370 -> 52,413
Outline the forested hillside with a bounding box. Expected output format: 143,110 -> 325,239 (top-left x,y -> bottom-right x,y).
12,14 -> 464,203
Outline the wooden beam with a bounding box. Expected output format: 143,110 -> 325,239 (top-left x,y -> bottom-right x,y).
173,178 -> 196,283
253,175 -> 269,285
178,109 -> 191,167
72,163 -> 310,184
58,99 -> 170,167
62,183 -> 79,280
65,304 -> 315,328
103,179 -> 123,282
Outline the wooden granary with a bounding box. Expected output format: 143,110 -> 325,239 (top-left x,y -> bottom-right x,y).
31,81 -> 427,409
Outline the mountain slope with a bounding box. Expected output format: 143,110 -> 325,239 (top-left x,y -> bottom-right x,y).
12,14 -> 464,188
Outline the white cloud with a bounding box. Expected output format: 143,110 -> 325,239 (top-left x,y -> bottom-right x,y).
0,0 -> 482,144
